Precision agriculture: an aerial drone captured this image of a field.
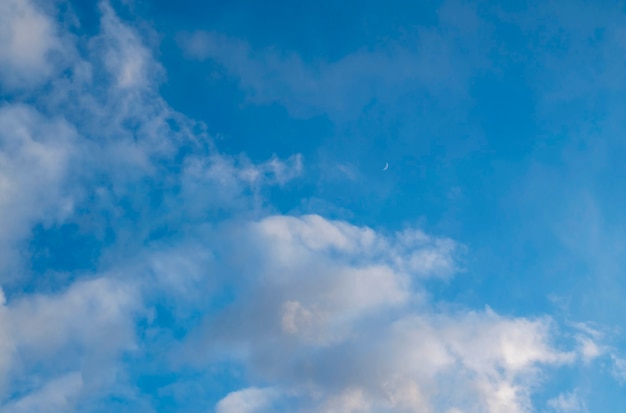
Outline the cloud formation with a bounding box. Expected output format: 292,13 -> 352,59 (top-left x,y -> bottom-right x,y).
0,0 -> 68,90
0,1 -> 620,412
183,214 -> 581,413
178,5 -> 489,120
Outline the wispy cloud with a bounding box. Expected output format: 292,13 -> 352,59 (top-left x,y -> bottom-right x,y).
0,1 -> 622,412
0,0 -> 70,90
177,0 -> 489,120
547,389 -> 587,413
0,0 -> 302,409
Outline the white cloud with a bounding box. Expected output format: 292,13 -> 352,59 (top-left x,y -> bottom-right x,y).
547,390 -> 586,412
1,372 -> 83,413
384,311 -> 572,413
0,1 -> 306,409
180,152 -> 302,216
0,0 -> 305,283
95,1 -> 160,90
0,277 -> 139,406
0,104 -> 79,279
145,243 -> 214,300
577,337 -> 602,362
0,0 -> 67,89
173,215 -> 586,413
250,214 -> 459,279
216,387 -> 277,413
0,0 -> 176,283
0,1 -> 619,412
610,355 -> 626,383
322,387 -> 370,413
570,322 -> 605,363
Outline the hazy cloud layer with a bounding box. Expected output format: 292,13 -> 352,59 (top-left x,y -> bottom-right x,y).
177,5 -> 489,121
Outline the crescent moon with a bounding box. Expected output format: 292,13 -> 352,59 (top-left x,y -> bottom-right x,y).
383,162 -> 389,171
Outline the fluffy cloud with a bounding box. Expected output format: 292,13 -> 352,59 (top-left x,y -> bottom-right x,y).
0,1 -> 619,412
0,0 -> 68,90
0,0 -> 303,410
250,214 -> 459,279
216,387 -> 278,413
181,214 -> 583,413
0,277 -> 139,406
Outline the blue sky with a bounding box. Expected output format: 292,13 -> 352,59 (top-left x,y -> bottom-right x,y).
2,0 -> 626,411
